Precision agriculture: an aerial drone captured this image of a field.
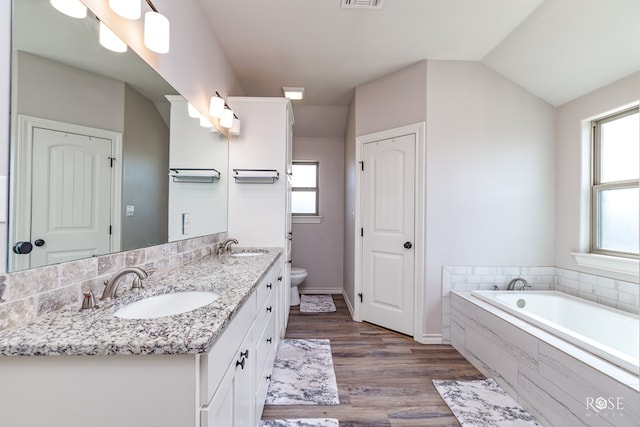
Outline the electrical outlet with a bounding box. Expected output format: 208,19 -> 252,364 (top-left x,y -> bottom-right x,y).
126,205 -> 135,217
182,213 -> 191,235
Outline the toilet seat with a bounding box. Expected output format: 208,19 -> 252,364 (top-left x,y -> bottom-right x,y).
291,267 -> 307,277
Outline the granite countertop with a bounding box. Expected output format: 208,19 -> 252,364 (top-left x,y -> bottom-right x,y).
0,248 -> 282,356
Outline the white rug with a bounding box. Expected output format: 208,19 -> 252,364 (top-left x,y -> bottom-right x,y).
265,339 -> 340,405
260,419 -> 339,427
300,295 -> 336,313
433,379 -> 542,426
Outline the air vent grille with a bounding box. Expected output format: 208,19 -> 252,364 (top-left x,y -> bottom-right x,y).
341,0 -> 384,9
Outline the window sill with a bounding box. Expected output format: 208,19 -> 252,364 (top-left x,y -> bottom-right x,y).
571,252 -> 639,278
292,215 -> 322,224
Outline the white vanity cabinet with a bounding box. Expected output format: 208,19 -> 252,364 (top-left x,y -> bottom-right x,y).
227,97 -> 294,337
0,259 -> 282,427
201,264 -> 282,427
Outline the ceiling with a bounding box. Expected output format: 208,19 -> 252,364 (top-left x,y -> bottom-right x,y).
199,0 -> 640,118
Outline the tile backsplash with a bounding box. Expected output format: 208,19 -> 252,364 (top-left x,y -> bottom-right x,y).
441,265 -> 639,343
0,233 -> 225,331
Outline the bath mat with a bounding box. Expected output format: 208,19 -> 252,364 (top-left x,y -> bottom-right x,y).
260,419 -> 339,427
265,339 -> 340,405
300,294 -> 336,313
433,379 -> 542,426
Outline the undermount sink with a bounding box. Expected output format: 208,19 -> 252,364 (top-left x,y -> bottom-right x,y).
114,291 -> 219,319
230,252 -> 265,257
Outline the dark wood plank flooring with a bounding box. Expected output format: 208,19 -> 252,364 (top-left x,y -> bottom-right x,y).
261,295 -> 484,426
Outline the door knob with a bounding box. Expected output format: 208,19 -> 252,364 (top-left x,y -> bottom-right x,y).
404,241 -> 413,249
13,241 -> 33,254
34,239 -> 46,247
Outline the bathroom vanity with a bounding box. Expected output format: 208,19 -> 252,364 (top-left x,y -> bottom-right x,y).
0,249 -> 283,427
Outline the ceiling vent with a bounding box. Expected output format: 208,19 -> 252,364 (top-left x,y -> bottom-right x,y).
341,0 -> 384,9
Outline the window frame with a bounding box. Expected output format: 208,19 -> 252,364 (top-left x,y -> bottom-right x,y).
590,106 -> 639,259
291,161 -> 319,216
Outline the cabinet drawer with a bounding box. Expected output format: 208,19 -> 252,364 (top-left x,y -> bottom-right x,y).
256,274 -> 275,307
256,286 -> 275,329
200,291 -> 256,406
255,309 -> 276,377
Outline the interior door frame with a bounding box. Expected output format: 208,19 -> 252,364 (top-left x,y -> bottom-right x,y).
354,122 -> 429,343
10,115 -> 122,271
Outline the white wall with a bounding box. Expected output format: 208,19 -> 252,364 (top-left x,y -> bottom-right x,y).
555,71 -> 640,282
343,100 -> 357,307
0,0 -> 9,273
425,60 -> 556,335
167,97 -> 228,242
292,137 -> 344,293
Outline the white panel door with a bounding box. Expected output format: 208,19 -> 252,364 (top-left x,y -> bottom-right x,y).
361,134 -> 415,335
30,127 -> 112,268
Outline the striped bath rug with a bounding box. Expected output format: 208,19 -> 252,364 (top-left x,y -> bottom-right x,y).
260,419 -> 339,427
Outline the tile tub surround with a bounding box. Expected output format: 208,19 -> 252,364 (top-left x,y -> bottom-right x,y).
0,247 -> 282,356
0,233 -> 225,332
450,292 -> 639,427
441,265 -> 639,343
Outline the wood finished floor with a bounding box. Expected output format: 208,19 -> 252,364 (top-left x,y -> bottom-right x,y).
261,295 -> 485,426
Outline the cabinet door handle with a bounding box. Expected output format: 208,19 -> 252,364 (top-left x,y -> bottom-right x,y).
277,276 -> 283,282
266,337 -> 272,344
236,358 -> 245,370
266,375 -> 272,381
240,349 -> 249,359
266,306 -> 272,313
266,283 -> 272,289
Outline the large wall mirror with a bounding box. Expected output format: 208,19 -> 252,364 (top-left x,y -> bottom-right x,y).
8,0 -> 228,272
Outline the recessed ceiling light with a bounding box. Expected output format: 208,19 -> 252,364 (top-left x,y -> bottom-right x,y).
282,87 -> 305,101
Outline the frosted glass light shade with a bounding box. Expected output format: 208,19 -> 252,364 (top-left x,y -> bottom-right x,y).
187,103 -> 200,118
99,21 -> 127,53
230,118 -> 241,136
209,96 -> 225,119
109,0 -> 141,19
144,11 -> 170,54
199,116 -> 213,128
220,109 -> 234,129
50,0 -> 87,18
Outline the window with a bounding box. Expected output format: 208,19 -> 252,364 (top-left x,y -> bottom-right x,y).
291,162 -> 319,216
591,107 -> 639,258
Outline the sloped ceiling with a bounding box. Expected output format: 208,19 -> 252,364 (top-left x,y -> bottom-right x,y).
199,0 -> 640,135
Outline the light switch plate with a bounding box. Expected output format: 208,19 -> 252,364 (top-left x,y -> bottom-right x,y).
182,213 -> 191,235
126,205 -> 135,217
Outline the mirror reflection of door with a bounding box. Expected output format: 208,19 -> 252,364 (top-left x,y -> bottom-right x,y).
11,116 -> 122,271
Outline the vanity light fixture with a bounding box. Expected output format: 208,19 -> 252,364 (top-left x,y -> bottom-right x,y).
209,93 -> 225,119
50,0 -> 87,19
282,86 -> 304,101
230,117 -> 241,136
144,6 -> 170,54
220,107 -> 235,129
99,20 -> 128,53
109,0 -> 141,20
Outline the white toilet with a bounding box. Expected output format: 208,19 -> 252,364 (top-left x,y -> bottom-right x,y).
290,267 -> 307,306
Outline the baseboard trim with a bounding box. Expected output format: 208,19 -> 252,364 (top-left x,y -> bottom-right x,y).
415,334 -> 443,345
342,290 -> 355,319
299,287 -> 343,295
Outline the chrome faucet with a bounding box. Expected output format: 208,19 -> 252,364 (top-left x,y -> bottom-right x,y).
101,267 -> 152,300
506,277 -> 531,291
218,238 -> 238,255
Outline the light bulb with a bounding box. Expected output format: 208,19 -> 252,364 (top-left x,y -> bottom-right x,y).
187,103 -> 199,118
50,0 -> 87,19
230,118 -> 241,136
144,11 -> 170,54
109,0 -> 141,20
220,109 -> 234,129
99,21 -> 127,53
200,116 -> 213,128
209,95 -> 225,119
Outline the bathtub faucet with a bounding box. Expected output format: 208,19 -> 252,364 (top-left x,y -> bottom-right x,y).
506,277 -> 531,291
